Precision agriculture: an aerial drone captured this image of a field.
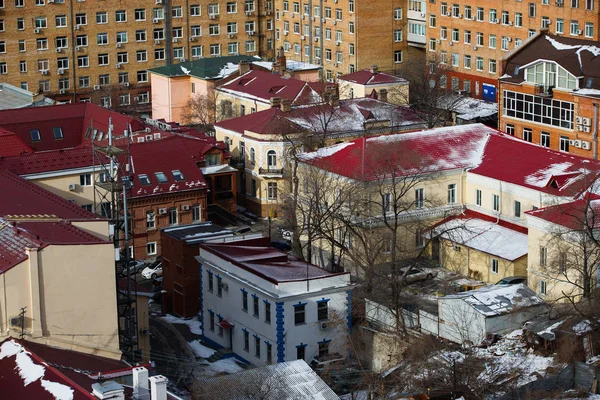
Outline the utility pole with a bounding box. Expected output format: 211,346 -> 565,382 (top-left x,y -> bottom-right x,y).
19,307 -> 26,340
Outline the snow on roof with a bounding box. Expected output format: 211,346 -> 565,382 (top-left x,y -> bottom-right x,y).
432,217 -> 528,261
440,95 -> 498,121
252,60 -> 322,71
523,161 -> 580,187
299,141 -> 355,161
444,284 -> 544,317
194,360 -> 340,400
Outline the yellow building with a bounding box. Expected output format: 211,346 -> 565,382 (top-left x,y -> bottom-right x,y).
0,170 -> 120,359
338,66 -> 410,105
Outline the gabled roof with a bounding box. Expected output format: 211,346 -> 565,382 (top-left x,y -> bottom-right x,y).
443,284 -> 544,317
18,221 -> 110,245
218,70 -> 321,104
148,55 -> 260,79
200,237 -> 349,284
194,360 -> 340,400
215,98 -> 426,136
299,124 -> 493,181
339,69 -> 408,85
0,339 -> 96,400
501,32 -> 600,93
0,127 -> 33,157
0,82 -> 54,110
0,170 -> 102,220
470,133 -> 600,197
0,103 -> 144,152
130,135 -> 213,198
526,196 -> 600,230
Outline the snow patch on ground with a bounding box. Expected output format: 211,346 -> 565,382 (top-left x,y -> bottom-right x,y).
189,340 -> 216,358
205,358 -> 245,375
159,314 -> 203,335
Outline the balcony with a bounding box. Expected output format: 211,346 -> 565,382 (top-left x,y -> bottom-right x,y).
229,156 -> 245,168
259,166 -> 284,176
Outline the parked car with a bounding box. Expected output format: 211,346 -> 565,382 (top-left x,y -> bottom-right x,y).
398,267 -> 437,283
142,264 -> 162,280
233,226 -> 252,235
310,353 -> 346,375
496,276 -> 527,285
120,260 -> 145,276
271,240 -> 291,252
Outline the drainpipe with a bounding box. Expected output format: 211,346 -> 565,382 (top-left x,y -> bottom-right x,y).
593,103 -> 599,160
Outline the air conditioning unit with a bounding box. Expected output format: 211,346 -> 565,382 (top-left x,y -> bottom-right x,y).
507,37 -> 512,42
155,0 -> 162,4
190,37 -> 197,42
182,204 -> 190,211
333,20 -> 337,25
116,63 -> 122,69
246,11 -> 252,16
209,14 -> 216,19
60,89 -> 66,94
58,68 -> 65,75
145,127 -> 152,133
124,82 -> 130,87
248,31 -> 255,36
172,37 -> 179,42
76,46 -> 82,51
584,126 -> 591,133
116,42 -> 122,48
153,18 -> 160,24
583,117 -> 591,126
582,141 -> 591,150
301,35 -> 305,40
137,136 -> 145,143
436,39 -> 441,44
575,140 -> 582,148
155,39 -> 161,44
577,30 -> 583,35
314,37 -> 319,42
34,28 -> 41,34
55,48 -> 63,53
68,183 -> 77,191
446,12 -> 451,17
48,0 -> 54,3
576,116 -> 583,124
283,31 -> 288,36
320,322 -> 329,330
335,41 -> 340,46
146,134 -> 153,141
301,14 -> 305,20
158,208 -> 167,215
93,85 -> 101,90
449,42 -> 453,46
508,21 -> 513,26
578,124 -> 585,131
473,46 -> 478,51
41,69 -> 49,75
458,14 -> 463,18
153,132 -> 161,139
75,25 -> 81,30
10,316 -> 22,328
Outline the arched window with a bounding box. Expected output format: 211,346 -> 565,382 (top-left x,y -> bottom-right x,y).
267,150 -> 277,168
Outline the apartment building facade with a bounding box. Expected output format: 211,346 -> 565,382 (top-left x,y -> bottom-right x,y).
0,0 -> 262,114
271,0 -> 425,80
426,0 -> 600,101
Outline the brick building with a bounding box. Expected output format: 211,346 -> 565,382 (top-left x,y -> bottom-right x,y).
0,0 -> 264,114
499,31 -> 600,158
271,0 -> 426,80
426,0 -> 600,102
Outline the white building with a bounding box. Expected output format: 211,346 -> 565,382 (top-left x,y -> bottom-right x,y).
198,236 -> 353,366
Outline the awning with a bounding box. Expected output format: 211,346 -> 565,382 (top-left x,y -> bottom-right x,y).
217,320 -> 234,329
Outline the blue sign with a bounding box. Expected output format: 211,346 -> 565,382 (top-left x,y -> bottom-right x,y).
482,83 -> 497,103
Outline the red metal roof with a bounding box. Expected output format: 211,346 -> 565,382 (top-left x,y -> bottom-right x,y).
130,135 -> 213,198
218,70 -> 321,104
0,170 -> 101,220
0,146 -> 95,175
526,196 -> 600,230
0,339 -> 96,400
200,237 -> 349,284
340,69 -> 408,85
0,127 -> 33,157
18,221 -> 110,245
0,220 -> 43,273
0,103 -> 144,152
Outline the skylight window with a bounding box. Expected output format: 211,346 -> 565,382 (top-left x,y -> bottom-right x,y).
30,129 -> 41,142
85,126 -> 92,138
155,172 -> 168,183
138,174 -> 151,185
172,170 -> 184,181
53,127 -> 64,140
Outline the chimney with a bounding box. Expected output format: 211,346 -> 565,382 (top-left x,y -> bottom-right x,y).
92,381 -> 125,400
238,60 -> 251,75
133,367 -> 150,399
270,97 -> 282,108
280,98 -> 291,112
371,64 -> 379,74
379,89 -> 388,103
274,46 -> 287,75
149,375 -> 168,400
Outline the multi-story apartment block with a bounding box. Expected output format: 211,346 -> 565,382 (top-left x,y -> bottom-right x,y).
199,236 -> 353,366
0,0 -> 262,114
271,0 -> 426,80
499,31 -> 600,158
426,0 -> 600,102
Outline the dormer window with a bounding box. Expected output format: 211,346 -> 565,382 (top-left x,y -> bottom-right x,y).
206,154 -> 220,166
138,174 -> 151,185
53,127 -> 63,140
172,169 -> 184,181
30,129 -> 41,142
155,172 -> 168,183
524,61 -> 577,91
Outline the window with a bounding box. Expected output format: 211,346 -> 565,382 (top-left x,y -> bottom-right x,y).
242,290 -> 248,311
147,242 -> 157,255
540,281 -> 547,295
171,170 -> 184,181
491,258 -> 499,274
514,201 -> 521,218
190,4 -> 201,16
217,277 -> 223,298
492,194 -> 500,212
115,10 -> 126,23
394,51 -> 402,64
192,204 -> 201,222
415,188 -> 424,208
475,189 -> 482,206
78,76 -> 89,88
523,128 -> 533,142
265,301 -> 271,323
394,8 -> 402,19
529,2 -> 536,17
447,184 -> 456,204
560,136 -> 570,152
267,343 -> 272,364
294,304 -> 306,325
243,331 -> 249,351
540,246 -> 547,266
168,207 -> 177,225
136,50 -> 147,62
541,132 -> 550,148
255,336 -> 260,358
96,12 -> 107,24
267,182 -> 277,200
253,295 -> 259,317
556,19 -> 564,34
297,346 -> 305,360
585,22 -> 594,38
98,54 -> 109,66
135,8 -> 146,21
146,211 -> 155,229
318,341 -> 330,357
30,129 -> 41,142
209,311 -> 215,331
570,20 -> 580,35
52,127 -> 63,139
80,173 -> 92,186
317,301 -> 328,321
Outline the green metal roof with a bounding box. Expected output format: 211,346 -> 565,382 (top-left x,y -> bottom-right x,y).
148,55 -> 262,79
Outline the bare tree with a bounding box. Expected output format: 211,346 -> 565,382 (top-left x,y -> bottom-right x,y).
181,91 -> 221,129
396,53 -> 466,128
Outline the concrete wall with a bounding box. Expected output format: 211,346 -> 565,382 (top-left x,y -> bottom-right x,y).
28,170 -> 106,210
